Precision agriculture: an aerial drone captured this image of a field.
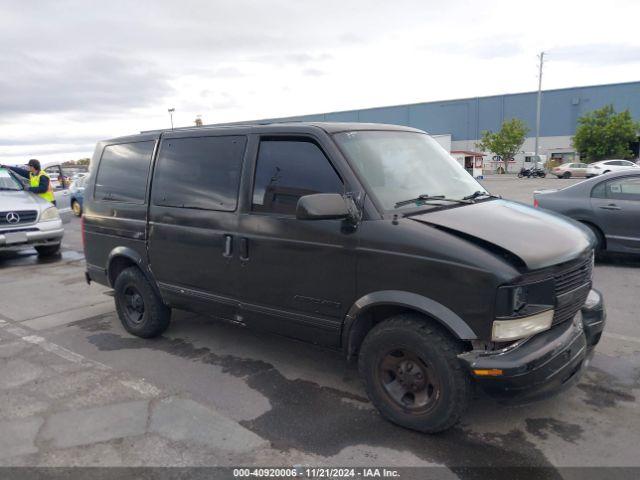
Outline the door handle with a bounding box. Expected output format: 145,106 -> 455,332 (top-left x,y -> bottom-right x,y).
599,204 -> 621,210
222,234 -> 233,257
240,237 -> 249,261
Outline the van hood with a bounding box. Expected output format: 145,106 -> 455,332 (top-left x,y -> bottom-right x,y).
409,199 -> 592,270
0,189 -> 49,211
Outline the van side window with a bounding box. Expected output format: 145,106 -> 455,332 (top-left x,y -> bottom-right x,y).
152,136 -> 246,211
252,140 -> 344,215
94,141 -> 155,204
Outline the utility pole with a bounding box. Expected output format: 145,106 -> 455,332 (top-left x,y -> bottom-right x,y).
168,108 -> 175,130
534,51 -> 545,156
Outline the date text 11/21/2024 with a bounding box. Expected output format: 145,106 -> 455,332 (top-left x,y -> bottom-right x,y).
233,467 -> 400,477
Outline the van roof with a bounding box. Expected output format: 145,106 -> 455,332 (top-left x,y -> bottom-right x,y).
101,122 -> 425,144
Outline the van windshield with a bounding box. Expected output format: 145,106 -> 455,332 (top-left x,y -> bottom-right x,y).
0,168 -> 23,191
333,130 -> 487,211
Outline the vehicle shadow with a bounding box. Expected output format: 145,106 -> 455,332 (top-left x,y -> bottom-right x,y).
0,249 -> 81,267
596,252 -> 640,268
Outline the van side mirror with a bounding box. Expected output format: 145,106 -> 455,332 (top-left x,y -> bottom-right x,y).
296,193 -> 356,221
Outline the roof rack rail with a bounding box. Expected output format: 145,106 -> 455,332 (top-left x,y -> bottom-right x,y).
139,119 -> 304,134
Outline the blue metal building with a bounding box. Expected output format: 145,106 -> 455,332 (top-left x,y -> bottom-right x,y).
234,81 -> 640,167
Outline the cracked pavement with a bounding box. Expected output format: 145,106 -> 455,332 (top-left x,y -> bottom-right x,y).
0,177 -> 639,476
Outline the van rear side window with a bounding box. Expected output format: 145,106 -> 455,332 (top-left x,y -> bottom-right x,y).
94,141 -> 155,204
151,135 -> 246,211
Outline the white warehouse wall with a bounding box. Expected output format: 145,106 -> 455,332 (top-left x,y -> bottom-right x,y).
450,135 -> 575,172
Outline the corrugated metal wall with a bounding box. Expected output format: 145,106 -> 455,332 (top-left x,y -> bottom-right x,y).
247,81 -> 640,141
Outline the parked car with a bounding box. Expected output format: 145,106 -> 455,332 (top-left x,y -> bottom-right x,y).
534,170 -> 640,255
3,163 -> 73,222
0,167 -> 65,256
69,175 -> 88,216
83,123 -> 605,433
586,159 -> 639,177
552,162 -> 589,179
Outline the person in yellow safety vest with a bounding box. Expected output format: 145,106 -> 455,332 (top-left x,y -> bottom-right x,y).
2,159 -> 56,205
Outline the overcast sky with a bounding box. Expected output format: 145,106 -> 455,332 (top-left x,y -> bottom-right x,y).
1,0 -> 639,165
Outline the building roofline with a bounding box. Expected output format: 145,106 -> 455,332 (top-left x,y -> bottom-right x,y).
241,80 -> 640,123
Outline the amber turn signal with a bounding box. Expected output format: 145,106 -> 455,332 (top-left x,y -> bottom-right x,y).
473,369 -> 503,377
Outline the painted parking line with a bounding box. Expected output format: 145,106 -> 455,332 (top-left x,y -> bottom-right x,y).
20,301 -> 114,331
1,318 -> 161,395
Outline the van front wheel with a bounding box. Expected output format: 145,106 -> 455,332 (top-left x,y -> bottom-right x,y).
358,314 -> 470,433
114,267 -> 171,338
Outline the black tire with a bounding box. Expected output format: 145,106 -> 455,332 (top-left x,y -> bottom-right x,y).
114,266 -> 171,338
35,243 -> 61,257
358,314 -> 470,433
582,222 -> 605,257
517,173 -> 523,178
71,200 -> 82,216
562,172 -> 571,179
539,172 -> 547,178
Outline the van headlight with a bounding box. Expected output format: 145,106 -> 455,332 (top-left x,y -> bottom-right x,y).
40,206 -> 60,222
493,279 -> 555,341
492,310 -> 554,341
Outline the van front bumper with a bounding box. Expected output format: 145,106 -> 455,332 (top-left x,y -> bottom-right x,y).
459,289 -> 605,403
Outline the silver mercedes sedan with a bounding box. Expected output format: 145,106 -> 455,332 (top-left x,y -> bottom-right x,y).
534,170 -> 640,255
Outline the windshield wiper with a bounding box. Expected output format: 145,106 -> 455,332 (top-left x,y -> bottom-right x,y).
462,191 -> 501,201
394,194 -> 471,209
0,187 -> 21,191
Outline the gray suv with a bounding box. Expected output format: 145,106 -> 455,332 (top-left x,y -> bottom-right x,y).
0,167 -> 65,256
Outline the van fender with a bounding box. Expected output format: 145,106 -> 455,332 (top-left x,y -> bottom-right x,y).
106,247 -> 161,297
342,290 -> 477,357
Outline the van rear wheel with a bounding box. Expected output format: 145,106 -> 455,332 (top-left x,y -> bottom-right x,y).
358,314 -> 470,433
114,267 -> 171,338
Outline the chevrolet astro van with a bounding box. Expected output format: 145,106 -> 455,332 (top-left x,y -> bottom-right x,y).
83,123 -> 605,432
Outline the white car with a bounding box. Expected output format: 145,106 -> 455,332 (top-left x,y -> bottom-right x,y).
586,159 -> 639,177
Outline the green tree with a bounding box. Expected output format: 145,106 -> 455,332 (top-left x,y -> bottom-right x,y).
572,105 -> 639,162
477,118 -> 529,173
62,158 -> 90,166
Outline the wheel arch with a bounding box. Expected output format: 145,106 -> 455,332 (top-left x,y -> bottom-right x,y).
106,246 -> 158,288
578,220 -> 607,250
342,290 -> 477,360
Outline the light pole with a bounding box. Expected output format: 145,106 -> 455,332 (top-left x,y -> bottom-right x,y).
534,52 -> 545,156
168,108 -> 175,130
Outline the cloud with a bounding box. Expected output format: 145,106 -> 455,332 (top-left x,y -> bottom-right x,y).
550,44 -> 640,65
302,68 -> 326,77
0,52 -> 174,115
0,134 -> 99,147
427,36 -> 524,60
0,0 -> 639,165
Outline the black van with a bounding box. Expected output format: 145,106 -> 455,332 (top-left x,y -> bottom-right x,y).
83,123 -> 605,433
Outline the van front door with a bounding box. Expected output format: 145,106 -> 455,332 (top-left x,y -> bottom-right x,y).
236,137 -> 358,347
147,134 -> 247,321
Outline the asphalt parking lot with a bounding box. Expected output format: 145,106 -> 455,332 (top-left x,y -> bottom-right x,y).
0,176 -> 638,475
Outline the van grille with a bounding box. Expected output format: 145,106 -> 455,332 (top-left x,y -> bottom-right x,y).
0,210 -> 38,226
552,256 -> 593,325
555,256 -> 593,296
